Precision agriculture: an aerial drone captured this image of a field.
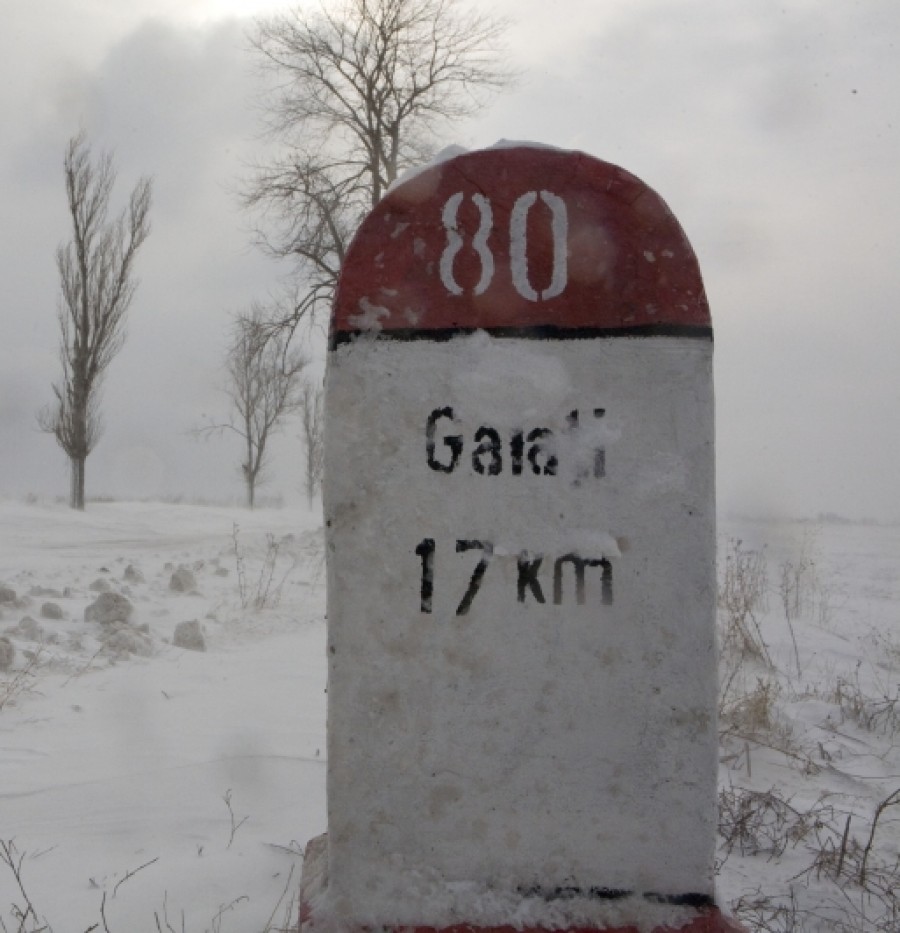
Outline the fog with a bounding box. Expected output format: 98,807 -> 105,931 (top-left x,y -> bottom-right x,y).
1,0 -> 897,519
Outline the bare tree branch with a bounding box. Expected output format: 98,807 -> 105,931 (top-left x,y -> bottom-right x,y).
244,0 -> 511,333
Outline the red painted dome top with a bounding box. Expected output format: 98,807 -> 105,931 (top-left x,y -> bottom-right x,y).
331,146 -> 710,346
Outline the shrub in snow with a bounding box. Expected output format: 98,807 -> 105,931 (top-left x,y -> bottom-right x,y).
101,623 -> 152,657
89,578 -> 112,593
10,616 -> 44,641
169,564 -> 197,593
123,564 -> 145,583
214,566 -> 229,577
0,585 -> 16,604
40,602 -> 64,620
67,632 -> 84,651
21,616 -> 43,639
173,620 -> 206,651
84,591 -> 133,625
0,635 -> 13,671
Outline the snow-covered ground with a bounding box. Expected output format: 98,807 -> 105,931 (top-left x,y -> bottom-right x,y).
1,501 -> 327,932
715,517 -> 900,931
2,500 -> 900,931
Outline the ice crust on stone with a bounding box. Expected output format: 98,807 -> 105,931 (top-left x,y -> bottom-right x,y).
348,296 -> 392,332
388,140 -> 567,196
302,839 -> 698,933
449,330 -> 573,422
324,330 -> 718,915
388,144 -> 469,193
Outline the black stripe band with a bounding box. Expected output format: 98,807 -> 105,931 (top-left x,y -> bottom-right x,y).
516,885 -> 716,908
329,323 -> 713,350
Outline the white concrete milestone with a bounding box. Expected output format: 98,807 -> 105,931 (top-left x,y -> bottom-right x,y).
320,145 -> 717,929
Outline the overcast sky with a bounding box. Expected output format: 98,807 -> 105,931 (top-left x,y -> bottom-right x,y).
1,0 -> 898,520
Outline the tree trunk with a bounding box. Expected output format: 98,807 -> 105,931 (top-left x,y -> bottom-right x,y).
70,456 -> 86,510
245,470 -> 256,510
306,459 -> 315,509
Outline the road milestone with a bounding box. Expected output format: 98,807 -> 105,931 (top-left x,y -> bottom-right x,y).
302,145 -> 742,933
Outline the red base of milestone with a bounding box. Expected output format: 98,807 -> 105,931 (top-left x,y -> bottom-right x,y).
296,836 -> 746,933
299,916 -> 745,933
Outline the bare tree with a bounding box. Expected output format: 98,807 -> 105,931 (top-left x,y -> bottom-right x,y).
299,379 -> 324,508
200,308 -> 307,509
245,0 -> 511,334
38,133 -> 152,510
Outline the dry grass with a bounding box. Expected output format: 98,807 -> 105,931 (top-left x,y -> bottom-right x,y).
0,646 -> 45,714
827,668 -> 900,736
720,786 -> 900,932
718,538 -> 771,666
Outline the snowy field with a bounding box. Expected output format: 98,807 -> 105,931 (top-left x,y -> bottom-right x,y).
714,517 -> 900,931
2,500 -> 900,931
1,501 -> 327,932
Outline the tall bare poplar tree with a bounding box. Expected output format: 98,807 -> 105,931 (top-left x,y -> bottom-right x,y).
39,134 -> 152,510
245,0 -> 510,333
